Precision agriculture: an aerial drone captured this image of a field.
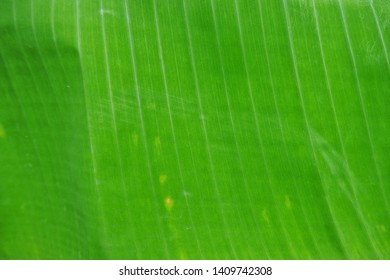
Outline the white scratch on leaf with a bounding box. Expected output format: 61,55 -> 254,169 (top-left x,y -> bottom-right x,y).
99,9 -> 114,16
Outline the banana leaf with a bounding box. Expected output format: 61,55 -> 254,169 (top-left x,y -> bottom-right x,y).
0,0 -> 389,259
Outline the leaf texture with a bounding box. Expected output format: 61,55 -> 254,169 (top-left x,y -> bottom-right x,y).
0,0 -> 389,259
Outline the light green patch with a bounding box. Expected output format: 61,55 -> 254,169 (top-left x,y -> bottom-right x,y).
285,195 -> 292,209
377,225 -> 387,233
154,136 -> 161,156
262,209 -> 270,224
131,132 -> 139,146
159,174 -> 167,185
154,136 -> 161,148
147,102 -> 156,110
0,123 -> 5,138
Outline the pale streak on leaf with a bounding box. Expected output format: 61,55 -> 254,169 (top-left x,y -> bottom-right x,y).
123,0 -> 170,258
282,0 -> 323,258
75,0 -> 110,255
336,0 -> 389,216
182,0 -> 237,258
369,2 -> 390,74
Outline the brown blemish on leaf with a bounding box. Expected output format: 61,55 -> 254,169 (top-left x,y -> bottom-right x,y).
165,197 -> 173,211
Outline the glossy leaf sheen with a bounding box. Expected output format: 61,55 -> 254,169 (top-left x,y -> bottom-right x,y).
1,0 -> 389,259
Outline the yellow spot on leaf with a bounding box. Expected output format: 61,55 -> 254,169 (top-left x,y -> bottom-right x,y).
0,123 -> 5,138
262,209 -> 270,223
159,174 -> 167,185
285,195 -> 292,209
131,132 -> 138,146
165,197 -> 173,211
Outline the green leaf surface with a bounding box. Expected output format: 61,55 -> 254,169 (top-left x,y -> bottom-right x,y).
1,0 -> 389,259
